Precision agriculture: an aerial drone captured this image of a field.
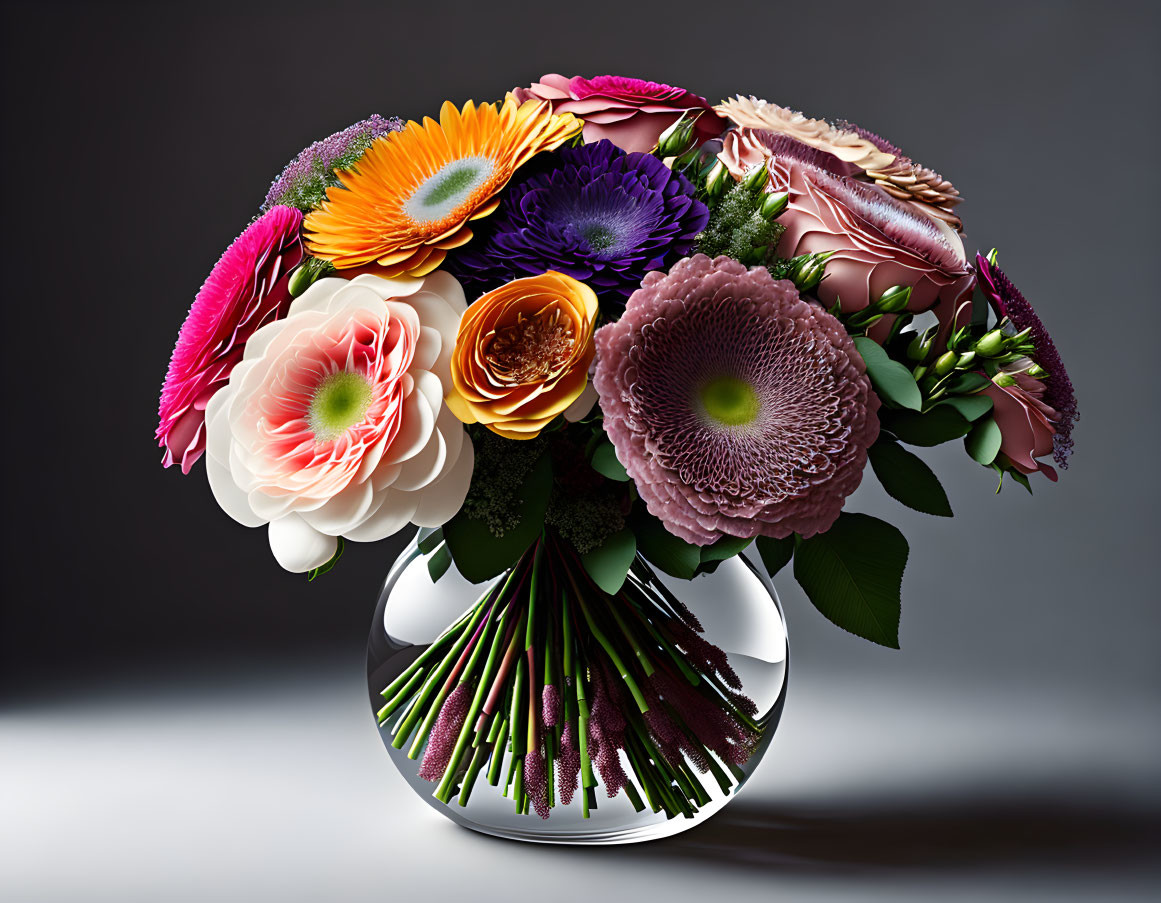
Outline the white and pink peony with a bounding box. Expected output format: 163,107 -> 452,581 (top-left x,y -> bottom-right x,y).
204,271 -> 473,572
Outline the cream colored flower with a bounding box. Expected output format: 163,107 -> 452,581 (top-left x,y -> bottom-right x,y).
205,272 -> 473,572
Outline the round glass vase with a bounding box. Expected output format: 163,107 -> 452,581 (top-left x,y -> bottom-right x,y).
366,536 -> 788,845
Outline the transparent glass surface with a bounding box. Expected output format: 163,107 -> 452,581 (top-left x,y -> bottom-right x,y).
366,537 -> 788,845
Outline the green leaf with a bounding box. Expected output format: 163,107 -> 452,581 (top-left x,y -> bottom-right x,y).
1008,469 -> 1033,495
868,440 -> 953,517
756,535 -> 795,577
416,527 -> 444,555
882,406 -> 972,447
634,513 -> 701,579
947,372 -> 991,394
426,543 -> 452,583
793,513 -> 907,648
581,528 -> 637,594
590,441 -> 630,482
965,417 -> 1003,465
700,534 -> 752,564
306,537 -> 345,582
853,336 -> 922,411
444,453 -> 553,583
939,394 -> 994,423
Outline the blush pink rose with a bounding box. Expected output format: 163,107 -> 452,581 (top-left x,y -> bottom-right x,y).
719,129 -> 972,318
513,74 -> 725,154
981,374 -> 1059,481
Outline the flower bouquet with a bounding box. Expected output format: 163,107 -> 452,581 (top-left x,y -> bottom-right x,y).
158,74 -> 1076,842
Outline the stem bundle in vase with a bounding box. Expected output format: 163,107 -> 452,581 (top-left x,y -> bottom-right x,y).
377,537 -> 761,820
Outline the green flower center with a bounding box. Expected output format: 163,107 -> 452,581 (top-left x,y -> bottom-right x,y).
580,223 -> 617,252
308,370 -> 374,441
404,155 -> 495,225
699,376 -> 760,427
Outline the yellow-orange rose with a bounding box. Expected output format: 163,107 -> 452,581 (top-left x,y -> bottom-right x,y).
447,272 -> 598,439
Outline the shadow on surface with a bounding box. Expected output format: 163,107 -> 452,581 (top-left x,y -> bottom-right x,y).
633,788 -> 1161,878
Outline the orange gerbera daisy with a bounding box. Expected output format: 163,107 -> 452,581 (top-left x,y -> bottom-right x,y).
303,98 -> 581,278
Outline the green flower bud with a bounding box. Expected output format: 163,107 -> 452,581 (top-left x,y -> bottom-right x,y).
911,364 -> 928,381
907,326 -> 936,361
934,351 -> 958,377
656,114 -> 697,158
788,252 -> 830,292
759,191 -> 789,219
975,329 -> 1006,356
740,163 -> 769,193
956,351 -> 977,369
874,285 -> 912,314
704,161 -> 730,198
1025,363 -> 1047,378
288,257 -> 333,298
993,372 -> 1017,388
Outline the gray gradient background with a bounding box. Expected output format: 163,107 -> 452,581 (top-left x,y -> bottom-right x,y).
2,1 -> 1159,900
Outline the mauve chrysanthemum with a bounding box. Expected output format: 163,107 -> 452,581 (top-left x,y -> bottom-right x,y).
594,255 -> 880,545
157,205 -> 304,473
449,140 -> 708,304
262,115 -> 403,212
976,252 -> 1077,468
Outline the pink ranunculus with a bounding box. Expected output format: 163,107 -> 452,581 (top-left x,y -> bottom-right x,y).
513,74 -> 725,154
157,206 -> 304,473
204,272 -> 473,572
981,374 -> 1059,481
719,129 -> 972,318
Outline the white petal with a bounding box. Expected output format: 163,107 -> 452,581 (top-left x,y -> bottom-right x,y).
414,326 -> 442,372
268,513 -> 337,573
205,389 -> 264,527
383,386 -> 435,465
420,270 -> 468,315
413,369 -> 444,418
343,490 -> 418,542
393,427 -> 447,492
411,436 -> 474,528
349,272 -> 425,300
300,478 -> 376,534
285,276 -> 346,318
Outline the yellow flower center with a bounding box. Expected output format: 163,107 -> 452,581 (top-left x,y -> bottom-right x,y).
700,375 -> 760,427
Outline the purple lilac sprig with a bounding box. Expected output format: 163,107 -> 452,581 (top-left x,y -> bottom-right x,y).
976,252 -> 1078,468
262,114 -> 403,212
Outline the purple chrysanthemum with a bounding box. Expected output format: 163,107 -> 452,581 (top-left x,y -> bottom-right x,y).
448,139 -> 708,305
976,252 -> 1078,469
594,255 -> 880,545
262,114 -> 403,212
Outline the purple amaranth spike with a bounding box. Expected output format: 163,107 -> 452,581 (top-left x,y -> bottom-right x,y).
643,678 -> 711,773
417,684 -> 470,782
975,252 -> 1078,468
587,664 -> 630,798
523,749 -> 551,819
557,721 -> 581,806
651,670 -> 757,767
542,684 -> 562,728
667,620 -> 743,690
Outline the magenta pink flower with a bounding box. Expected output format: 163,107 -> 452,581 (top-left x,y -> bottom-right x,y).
157,206 -> 304,473
513,74 -> 725,154
594,255 -> 880,545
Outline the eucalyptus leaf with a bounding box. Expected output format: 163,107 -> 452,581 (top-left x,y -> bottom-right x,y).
793,513 -> 907,648
444,453 -> 553,583
306,537 -> 345,582
581,528 -> 637,594
965,417 -> 1003,465
590,441 -> 630,482
417,527 -> 444,555
700,534 -> 752,564
853,336 -> 923,411
868,440 -> 953,517
756,535 -> 795,577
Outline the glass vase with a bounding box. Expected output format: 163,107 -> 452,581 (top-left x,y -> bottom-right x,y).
365,535 -> 788,845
